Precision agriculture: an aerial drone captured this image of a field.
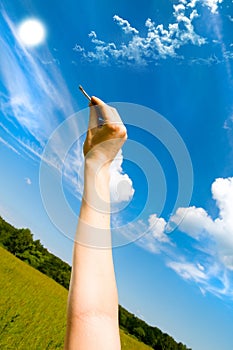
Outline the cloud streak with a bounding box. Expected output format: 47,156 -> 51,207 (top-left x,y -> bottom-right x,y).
0,136 -> 20,155
0,9 -> 134,205
0,10 -> 75,145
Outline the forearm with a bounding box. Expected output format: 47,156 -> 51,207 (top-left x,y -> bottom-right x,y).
64,96 -> 126,350
70,159 -> 118,311
64,160 -> 120,349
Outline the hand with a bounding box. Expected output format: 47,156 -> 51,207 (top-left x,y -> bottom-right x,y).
83,96 -> 127,167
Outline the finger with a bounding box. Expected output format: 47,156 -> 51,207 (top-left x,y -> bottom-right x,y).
88,105 -> 108,129
90,96 -> 105,106
87,96 -> 106,129
89,96 -> 123,129
88,104 -> 98,129
109,106 -> 123,124
90,96 -> 116,124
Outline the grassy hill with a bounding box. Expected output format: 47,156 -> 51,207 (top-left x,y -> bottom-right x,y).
0,246 -> 152,350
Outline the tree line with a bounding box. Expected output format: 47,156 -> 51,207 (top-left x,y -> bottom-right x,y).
0,216 -> 191,350
119,306 -> 191,350
0,216 -> 71,289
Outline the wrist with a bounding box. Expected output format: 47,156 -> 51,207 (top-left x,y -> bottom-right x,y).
84,157 -> 110,180
83,158 -> 110,210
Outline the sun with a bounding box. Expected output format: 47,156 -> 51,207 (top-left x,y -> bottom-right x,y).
18,19 -> 46,46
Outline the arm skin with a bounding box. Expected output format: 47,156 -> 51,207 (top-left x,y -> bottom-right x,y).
64,96 -> 127,350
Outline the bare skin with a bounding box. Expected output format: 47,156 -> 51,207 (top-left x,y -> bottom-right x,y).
64,96 -> 127,350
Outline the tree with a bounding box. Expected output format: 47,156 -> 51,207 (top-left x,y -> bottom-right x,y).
5,228 -> 33,255
133,326 -> 146,341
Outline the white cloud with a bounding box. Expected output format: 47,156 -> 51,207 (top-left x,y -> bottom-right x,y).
202,0 -> 223,14
110,150 -> 135,203
74,2 -> 207,66
63,146 -> 135,203
148,214 -> 169,243
25,177 -> 32,185
187,0 -> 223,13
223,115 -> 233,130
187,0 -> 198,8
74,0 -> 228,66
197,262 -> 205,271
167,261 -> 207,283
120,176 -> 233,298
113,15 -> 139,35
166,258 -> 233,298
168,177 -> 233,271
168,206 -> 213,238
118,214 -> 173,255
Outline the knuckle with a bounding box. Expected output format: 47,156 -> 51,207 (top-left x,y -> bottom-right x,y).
119,126 -> 127,139
106,123 -> 127,137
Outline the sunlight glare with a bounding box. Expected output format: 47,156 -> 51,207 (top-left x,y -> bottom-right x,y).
18,19 -> 46,46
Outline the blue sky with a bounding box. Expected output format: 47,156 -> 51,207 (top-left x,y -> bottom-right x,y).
1,0 -> 233,349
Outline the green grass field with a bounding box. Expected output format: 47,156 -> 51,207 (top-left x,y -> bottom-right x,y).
0,247 -> 152,349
